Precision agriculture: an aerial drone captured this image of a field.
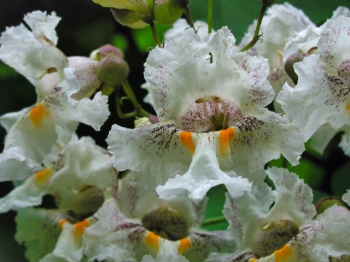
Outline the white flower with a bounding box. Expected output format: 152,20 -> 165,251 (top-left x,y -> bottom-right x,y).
83,175 -> 234,262
239,3 -> 313,103
3,137 -> 118,261
164,18 -> 211,40
0,11 -> 109,179
283,6 -> 350,70
277,15 -> 350,155
207,168 -> 350,262
107,25 -> 304,203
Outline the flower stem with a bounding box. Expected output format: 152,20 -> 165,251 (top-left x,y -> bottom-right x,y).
121,80 -> 150,117
115,92 -> 136,119
184,3 -> 195,30
240,4 -> 267,52
208,0 -> 213,34
149,22 -> 161,47
202,216 -> 227,226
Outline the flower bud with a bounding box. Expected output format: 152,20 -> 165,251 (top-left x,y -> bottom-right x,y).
284,50 -> 308,84
97,53 -> 129,88
135,117 -> 152,128
90,44 -> 124,61
315,196 -> 346,215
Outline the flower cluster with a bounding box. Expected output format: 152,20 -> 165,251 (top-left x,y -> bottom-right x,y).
1,1 -> 350,262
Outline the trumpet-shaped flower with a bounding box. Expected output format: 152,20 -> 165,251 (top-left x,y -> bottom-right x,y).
83,175 -> 234,261
9,136 -> 118,261
277,15 -> 350,156
107,24 -> 304,203
0,11 -> 109,180
206,168 -> 350,262
279,7 -> 350,154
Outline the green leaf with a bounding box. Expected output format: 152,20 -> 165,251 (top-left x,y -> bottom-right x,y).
287,158 -> 325,189
132,23 -> 171,52
201,185 -> 228,231
111,34 -> 129,52
331,162 -> 350,197
189,0 -> 350,43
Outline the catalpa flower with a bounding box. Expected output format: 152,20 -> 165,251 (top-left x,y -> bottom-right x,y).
239,3 -> 313,110
107,25 -> 304,203
8,136 -> 118,261
0,11 -> 109,180
277,15 -> 350,156
83,175 -> 234,261
280,7 -> 350,154
206,168 -> 350,262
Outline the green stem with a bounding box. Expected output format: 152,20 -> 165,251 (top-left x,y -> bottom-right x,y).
202,216 -> 227,226
121,80 -> 151,117
184,3 -> 195,30
208,0 -> 213,34
240,4 -> 267,52
282,156 -> 288,169
149,22 -> 161,47
115,92 -> 136,119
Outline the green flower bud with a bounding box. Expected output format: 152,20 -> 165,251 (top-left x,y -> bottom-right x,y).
90,44 -> 125,61
134,117 -> 152,128
315,196 -> 346,215
284,50 -> 308,85
97,54 -> 129,88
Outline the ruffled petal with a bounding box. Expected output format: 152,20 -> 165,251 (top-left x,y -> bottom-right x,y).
265,168 -> 316,224
145,27 -> 274,123
164,19 -> 209,41
342,190 -> 350,205
318,16 -> 350,71
0,168 -> 51,213
223,168 -> 315,256
83,199 -> 147,262
239,3 -> 313,66
23,11 -> 60,44
107,123 -> 192,189
42,219 -> 93,262
0,150 -> 34,181
277,54 -> 350,140
230,112 -> 304,183
0,11 -> 68,97
283,25 -> 321,63
333,6 -> 350,17
2,69 -> 109,169
156,133 -> 251,203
